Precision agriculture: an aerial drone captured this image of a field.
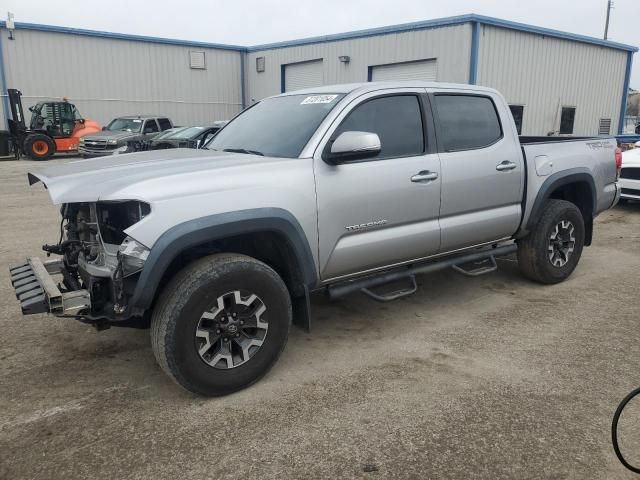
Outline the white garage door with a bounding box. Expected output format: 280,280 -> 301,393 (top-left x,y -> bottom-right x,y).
371,59 -> 437,82
284,60 -> 324,92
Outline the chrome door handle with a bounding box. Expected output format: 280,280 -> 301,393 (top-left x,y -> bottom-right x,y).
411,171 -> 438,182
496,161 -> 517,171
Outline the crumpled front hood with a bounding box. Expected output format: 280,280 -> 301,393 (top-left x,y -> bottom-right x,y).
28,149 -> 292,204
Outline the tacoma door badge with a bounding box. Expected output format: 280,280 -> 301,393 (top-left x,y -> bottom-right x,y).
345,219 -> 388,231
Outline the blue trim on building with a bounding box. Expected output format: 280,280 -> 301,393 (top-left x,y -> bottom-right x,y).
472,15 -> 637,52
1,14 -> 635,55
618,51 -> 634,135
247,14 -> 637,53
0,21 -> 246,51
249,15 -> 473,52
0,32 -> 8,129
240,53 -> 246,108
469,21 -> 480,84
280,64 -> 286,93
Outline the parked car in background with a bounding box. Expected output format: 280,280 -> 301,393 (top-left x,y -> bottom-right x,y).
620,142 -> 640,201
78,115 -> 173,157
11,82 -> 621,396
146,122 -> 227,150
123,122 -> 227,153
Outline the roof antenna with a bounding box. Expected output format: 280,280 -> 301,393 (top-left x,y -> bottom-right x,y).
6,12 -> 15,40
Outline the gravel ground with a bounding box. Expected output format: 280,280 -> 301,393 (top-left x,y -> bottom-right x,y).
1,157 -> 639,479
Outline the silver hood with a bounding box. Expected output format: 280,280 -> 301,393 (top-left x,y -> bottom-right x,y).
28,148 -> 293,204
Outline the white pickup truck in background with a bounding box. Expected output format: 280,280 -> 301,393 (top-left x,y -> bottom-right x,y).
620,142 -> 640,201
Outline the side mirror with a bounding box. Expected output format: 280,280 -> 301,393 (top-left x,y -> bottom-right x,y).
324,131 -> 381,164
144,127 -> 154,134
102,126 -> 107,131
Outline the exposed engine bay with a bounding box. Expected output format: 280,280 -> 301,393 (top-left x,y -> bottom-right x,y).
42,200 -> 151,326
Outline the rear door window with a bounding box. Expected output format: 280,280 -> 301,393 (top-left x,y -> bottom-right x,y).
144,119 -> 159,133
434,95 -> 503,152
333,95 -> 424,159
158,118 -> 172,130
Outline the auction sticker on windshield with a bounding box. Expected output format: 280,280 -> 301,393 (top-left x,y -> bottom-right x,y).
301,95 -> 338,105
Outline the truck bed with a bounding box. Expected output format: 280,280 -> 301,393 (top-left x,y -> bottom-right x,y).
519,136 -> 604,145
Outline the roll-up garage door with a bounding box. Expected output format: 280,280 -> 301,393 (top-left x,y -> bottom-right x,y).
371,59 -> 437,82
284,60 -> 324,92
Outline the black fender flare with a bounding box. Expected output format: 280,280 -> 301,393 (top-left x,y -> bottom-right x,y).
524,168 -> 596,234
129,208 -> 318,311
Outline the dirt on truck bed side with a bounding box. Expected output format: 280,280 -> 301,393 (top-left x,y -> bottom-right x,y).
1,158 -> 639,479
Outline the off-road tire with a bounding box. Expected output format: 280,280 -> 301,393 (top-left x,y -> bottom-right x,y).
151,253 -> 291,396
23,133 -> 55,160
517,199 -> 585,284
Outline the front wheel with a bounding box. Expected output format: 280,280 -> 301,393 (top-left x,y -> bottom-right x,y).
151,253 -> 291,396
517,199 -> 585,284
23,133 -> 56,160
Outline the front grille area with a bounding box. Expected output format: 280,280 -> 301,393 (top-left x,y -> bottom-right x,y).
81,140 -> 117,151
621,188 -> 640,197
620,168 -> 640,180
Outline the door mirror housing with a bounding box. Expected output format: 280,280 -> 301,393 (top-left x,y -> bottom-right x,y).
144,127 -> 154,134
324,131 -> 381,164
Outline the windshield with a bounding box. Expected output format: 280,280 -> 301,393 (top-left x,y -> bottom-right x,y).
154,127 -> 183,140
107,118 -> 143,133
207,94 -> 344,158
168,126 -> 207,139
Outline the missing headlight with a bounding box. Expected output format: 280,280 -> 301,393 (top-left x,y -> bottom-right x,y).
97,201 -> 151,244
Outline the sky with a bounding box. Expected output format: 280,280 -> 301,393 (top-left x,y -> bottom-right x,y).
3,0 -> 639,89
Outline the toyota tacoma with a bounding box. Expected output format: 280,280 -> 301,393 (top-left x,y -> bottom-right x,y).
9,82 -> 621,396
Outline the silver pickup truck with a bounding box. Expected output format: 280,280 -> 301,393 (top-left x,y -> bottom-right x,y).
9,82 -> 621,396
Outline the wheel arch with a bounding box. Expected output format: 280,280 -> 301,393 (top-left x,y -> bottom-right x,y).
524,169 -> 596,245
129,208 -> 318,312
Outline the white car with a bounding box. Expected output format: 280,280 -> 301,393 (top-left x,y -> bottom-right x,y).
620,142 -> 640,201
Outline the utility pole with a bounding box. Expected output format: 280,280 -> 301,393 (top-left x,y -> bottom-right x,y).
604,0 -> 614,40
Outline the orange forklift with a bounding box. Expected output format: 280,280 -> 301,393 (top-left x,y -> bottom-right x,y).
7,88 -> 101,160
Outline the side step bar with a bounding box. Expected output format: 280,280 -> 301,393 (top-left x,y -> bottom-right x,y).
327,244 -> 518,301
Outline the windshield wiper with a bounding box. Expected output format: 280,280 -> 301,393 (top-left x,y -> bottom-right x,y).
222,148 -> 264,156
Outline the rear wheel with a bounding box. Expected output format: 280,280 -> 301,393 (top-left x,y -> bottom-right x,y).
151,253 -> 291,396
24,134 -> 55,160
517,199 -> 585,284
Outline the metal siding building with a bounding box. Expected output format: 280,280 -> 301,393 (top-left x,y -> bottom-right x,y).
0,14 -> 636,136
245,23 -> 472,102
476,25 -> 630,135
0,26 -> 244,128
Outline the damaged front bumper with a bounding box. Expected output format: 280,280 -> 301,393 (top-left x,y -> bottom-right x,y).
9,258 -> 91,316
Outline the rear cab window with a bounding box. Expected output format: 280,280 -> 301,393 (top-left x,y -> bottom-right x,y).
144,119 -> 160,133
158,118 -> 172,131
433,94 -> 503,152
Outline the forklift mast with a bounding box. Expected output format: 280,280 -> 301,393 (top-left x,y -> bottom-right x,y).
7,89 -> 26,137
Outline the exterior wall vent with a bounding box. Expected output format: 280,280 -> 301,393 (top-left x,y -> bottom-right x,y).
598,118 -> 611,135
189,51 -> 206,69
